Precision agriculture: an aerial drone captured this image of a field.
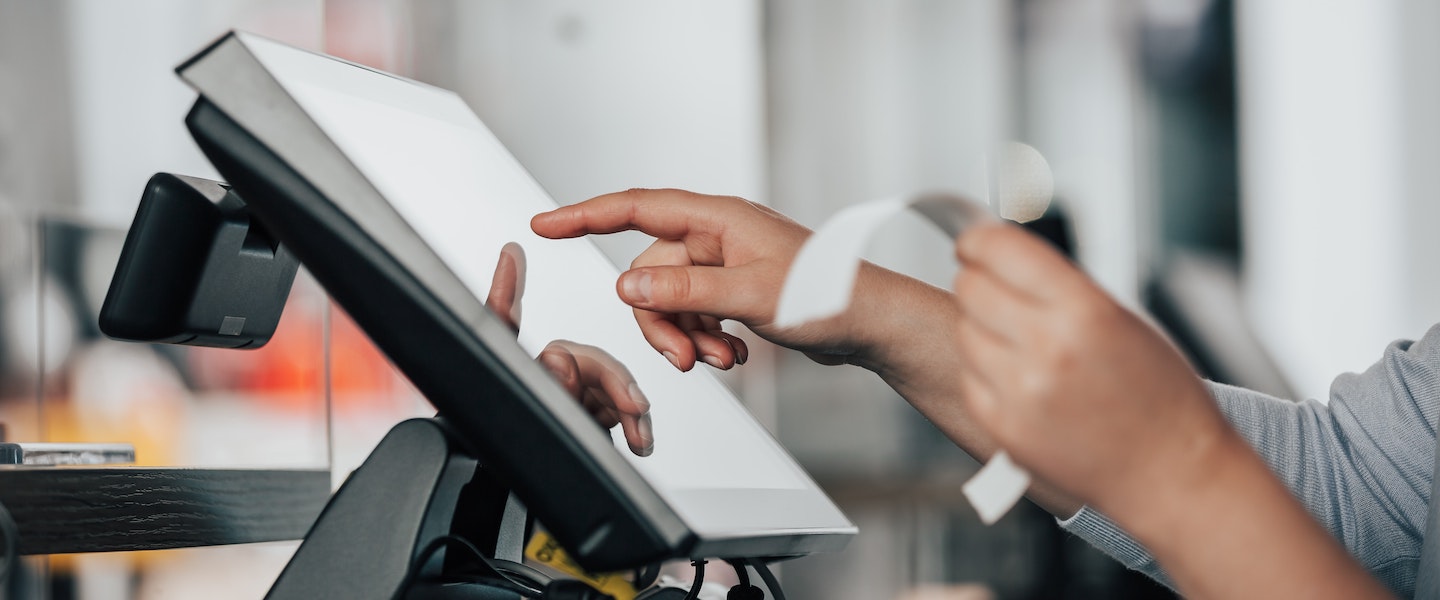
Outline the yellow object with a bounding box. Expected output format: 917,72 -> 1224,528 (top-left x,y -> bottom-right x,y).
524,530 -> 638,600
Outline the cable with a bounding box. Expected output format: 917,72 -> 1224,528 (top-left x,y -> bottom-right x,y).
724,559 -> 763,600
723,559 -> 751,587
683,559 -> 707,600
489,558 -> 553,588
398,534 -> 543,597
752,560 -> 786,600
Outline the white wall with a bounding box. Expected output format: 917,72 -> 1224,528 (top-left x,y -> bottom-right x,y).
412,0 -> 768,266
1236,1 -> 1440,400
64,0 -> 323,224
1022,0 -> 1145,306
768,0 -> 1012,288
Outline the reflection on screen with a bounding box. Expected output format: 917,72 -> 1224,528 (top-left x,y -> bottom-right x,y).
265,73 -> 811,517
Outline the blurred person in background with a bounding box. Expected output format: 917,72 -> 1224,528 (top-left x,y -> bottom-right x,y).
530,188 -> 1428,599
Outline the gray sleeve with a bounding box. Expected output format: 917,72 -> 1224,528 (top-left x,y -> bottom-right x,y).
1059,323 -> 1440,597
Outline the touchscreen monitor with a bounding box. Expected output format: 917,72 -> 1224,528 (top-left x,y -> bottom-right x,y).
176,31 -> 854,569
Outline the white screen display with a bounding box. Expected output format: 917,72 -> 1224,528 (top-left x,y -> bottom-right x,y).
232,34 -> 850,536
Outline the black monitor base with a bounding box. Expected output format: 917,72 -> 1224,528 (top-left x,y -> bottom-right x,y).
266,418 -> 529,600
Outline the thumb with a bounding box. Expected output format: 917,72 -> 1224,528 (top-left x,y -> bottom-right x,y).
617,265 -> 768,322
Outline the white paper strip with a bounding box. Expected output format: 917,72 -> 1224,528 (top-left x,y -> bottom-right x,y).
962,450 -> 1030,525
773,191 -> 1032,525
773,192 -> 995,329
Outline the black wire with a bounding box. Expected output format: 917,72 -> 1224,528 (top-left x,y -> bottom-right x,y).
489,558 -> 553,588
398,534 -> 543,597
723,558 -> 751,587
0,500 -> 15,589
441,573 -> 542,596
752,560 -> 786,600
683,559 -> 707,600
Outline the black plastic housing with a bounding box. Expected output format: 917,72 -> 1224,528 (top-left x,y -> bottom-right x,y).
99,173 -> 299,348
184,98 -> 687,571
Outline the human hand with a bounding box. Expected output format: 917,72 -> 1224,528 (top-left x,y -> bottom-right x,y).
485,242 -> 653,456
950,225 -> 1401,599
949,223 -> 1238,514
532,189 -> 896,371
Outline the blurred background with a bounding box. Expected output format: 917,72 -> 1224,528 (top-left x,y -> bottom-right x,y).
1,0 -> 1439,598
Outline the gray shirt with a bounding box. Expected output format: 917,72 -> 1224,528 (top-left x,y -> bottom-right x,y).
1059,323 -> 1440,598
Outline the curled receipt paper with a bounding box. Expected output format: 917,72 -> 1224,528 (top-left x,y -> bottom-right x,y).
773,192 -> 1032,525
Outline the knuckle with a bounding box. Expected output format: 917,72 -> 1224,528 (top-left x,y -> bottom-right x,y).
1038,327 -> 1090,387
1013,365 -> 1059,405
736,196 -> 790,223
1068,292 -> 1121,329
1042,321 -> 1087,370
1049,312 -> 1086,346
1015,367 -> 1056,401
657,270 -> 693,304
962,394 -> 998,428
726,195 -> 760,212
970,398 -> 1019,442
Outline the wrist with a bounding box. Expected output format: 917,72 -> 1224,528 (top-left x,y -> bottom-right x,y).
843,263 -> 959,377
1099,408 -> 1254,545
1094,405 -> 1388,599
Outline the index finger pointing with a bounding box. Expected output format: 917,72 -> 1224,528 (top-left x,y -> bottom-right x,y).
531,188 -> 719,240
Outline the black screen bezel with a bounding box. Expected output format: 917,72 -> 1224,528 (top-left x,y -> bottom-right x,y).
185,98 -> 692,570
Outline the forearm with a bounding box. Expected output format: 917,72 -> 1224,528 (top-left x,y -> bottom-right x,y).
847,264 -> 1386,597
846,263 -> 1083,517
1064,378 -> 1434,595
1112,432 -> 1392,599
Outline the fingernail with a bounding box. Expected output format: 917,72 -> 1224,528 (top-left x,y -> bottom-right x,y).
717,334 -> 746,366
628,382 -> 650,412
702,355 -> 725,369
637,414 -> 654,457
735,342 -> 749,365
622,271 -> 652,304
662,351 -> 681,370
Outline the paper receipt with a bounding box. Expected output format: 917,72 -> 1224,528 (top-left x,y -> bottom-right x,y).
773,191 -> 1032,525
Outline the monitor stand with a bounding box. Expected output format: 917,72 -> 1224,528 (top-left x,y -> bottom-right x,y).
266,418 -> 528,600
